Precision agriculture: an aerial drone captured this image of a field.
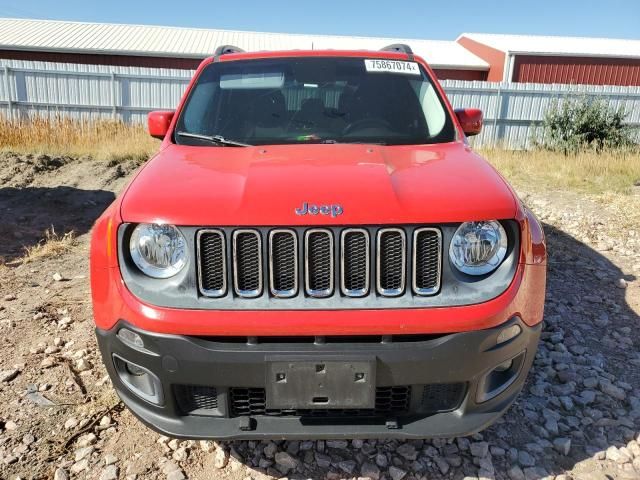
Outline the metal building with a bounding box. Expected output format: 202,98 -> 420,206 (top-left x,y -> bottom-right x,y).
458,33 -> 640,86
0,18 -> 489,80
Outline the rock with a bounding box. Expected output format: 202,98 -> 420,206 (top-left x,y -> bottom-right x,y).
338,460 -> 357,474
553,437 -> 571,456
3,294 -> 16,301
606,446 -> 631,464
434,456 -> 450,475
22,433 -> 36,445
75,446 -> 94,461
40,357 -> 56,368
100,465 -> 119,480
77,433 -> 97,448
470,441 -> 489,458
360,462 -> 380,480
388,466 -> 407,480
104,454 -> 118,466
0,369 -> 19,383
375,452 -> 388,468
326,439 -> 349,449
518,450 -> 536,467
52,272 -> 65,281
214,446 -> 229,469
315,452 -> 331,468
167,470 -> 186,480
70,458 -> 89,474
54,468 -> 70,480
161,461 -> 181,474
396,443 -> 417,460
75,358 -> 92,372
508,465 -> 526,480
64,417 -> 79,429
263,442 -> 277,458
599,380 -> 626,401
616,278 -> 628,289
274,451 -> 298,472
172,447 -> 188,462
5,420 -> 18,430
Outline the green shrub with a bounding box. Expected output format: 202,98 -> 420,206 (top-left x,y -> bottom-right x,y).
537,97 -> 637,154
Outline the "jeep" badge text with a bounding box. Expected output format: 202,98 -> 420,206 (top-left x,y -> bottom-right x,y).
295,202 -> 343,218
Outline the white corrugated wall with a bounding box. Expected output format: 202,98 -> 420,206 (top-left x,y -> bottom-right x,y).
1,59 -> 639,148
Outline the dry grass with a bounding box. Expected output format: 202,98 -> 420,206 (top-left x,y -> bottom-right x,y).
482,148 -> 640,195
21,227 -> 77,264
0,116 -> 158,161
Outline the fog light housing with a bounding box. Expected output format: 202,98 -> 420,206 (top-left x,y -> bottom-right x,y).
476,351 -> 526,403
113,355 -> 164,405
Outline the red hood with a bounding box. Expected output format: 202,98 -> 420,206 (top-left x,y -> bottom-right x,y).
120,142 -> 518,225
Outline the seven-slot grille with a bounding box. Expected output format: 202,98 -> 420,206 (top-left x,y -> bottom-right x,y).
198,227 -> 442,299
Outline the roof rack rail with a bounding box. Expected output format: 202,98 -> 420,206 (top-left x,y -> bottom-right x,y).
380,44 -> 414,55
214,45 -> 245,58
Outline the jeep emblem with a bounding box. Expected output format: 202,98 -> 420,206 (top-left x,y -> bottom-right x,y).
295,202 -> 343,218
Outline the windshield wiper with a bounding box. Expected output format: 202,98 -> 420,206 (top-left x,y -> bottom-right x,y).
175,131 -> 252,147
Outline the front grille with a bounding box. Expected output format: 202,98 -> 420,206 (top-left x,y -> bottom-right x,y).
233,230 -> 262,297
305,229 -> 334,297
413,228 -> 442,295
229,386 -> 411,417
175,385 -> 219,414
197,226 -> 442,300
269,230 -> 298,297
377,229 -> 406,296
197,230 -> 226,297
341,229 -> 369,297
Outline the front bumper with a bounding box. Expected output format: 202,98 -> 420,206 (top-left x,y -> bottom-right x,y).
96,316 -> 541,440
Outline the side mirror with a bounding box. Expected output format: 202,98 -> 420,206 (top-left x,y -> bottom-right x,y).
455,108 -> 483,137
148,110 -> 175,139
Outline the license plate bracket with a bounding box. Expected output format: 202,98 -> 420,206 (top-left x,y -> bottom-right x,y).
265,356 -> 376,410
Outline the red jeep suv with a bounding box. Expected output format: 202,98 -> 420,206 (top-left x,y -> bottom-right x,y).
90,44 -> 546,440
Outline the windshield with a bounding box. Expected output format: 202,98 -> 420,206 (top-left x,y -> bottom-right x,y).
175,57 -> 456,146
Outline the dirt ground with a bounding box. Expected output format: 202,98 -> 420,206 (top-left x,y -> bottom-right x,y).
0,152 -> 639,480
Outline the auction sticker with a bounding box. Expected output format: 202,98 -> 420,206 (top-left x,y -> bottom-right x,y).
364,59 -> 421,75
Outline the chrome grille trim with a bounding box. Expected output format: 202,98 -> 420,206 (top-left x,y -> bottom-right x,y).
232,229 -> 263,298
340,228 -> 370,297
305,229 -> 334,298
196,229 -> 227,298
376,228 -> 407,297
268,229 -> 298,298
412,228 -> 442,296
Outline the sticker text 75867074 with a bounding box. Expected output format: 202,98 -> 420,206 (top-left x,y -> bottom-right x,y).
364,59 -> 421,75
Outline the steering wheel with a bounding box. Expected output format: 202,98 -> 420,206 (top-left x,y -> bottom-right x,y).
342,118 -> 392,135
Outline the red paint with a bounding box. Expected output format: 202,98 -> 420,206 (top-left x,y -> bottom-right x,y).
90,49 -> 547,336
512,55 -> 640,86
456,37 -> 506,82
454,108 -> 483,137
147,110 -> 174,140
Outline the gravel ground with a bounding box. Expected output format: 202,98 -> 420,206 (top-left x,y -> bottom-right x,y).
0,153 -> 639,480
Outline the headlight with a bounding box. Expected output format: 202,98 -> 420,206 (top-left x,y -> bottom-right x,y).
129,224 -> 187,278
449,221 -> 507,275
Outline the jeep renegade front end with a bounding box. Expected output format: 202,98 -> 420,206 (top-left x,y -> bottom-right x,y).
90,45 -> 546,440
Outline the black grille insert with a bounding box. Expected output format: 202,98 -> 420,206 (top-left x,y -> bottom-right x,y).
413,228 -> 442,295
175,385 -> 219,414
377,229 -> 406,296
305,230 -> 333,297
233,230 -> 262,297
229,386 -> 411,417
421,383 -> 466,412
198,230 -> 226,296
341,229 -> 369,296
269,230 -> 298,297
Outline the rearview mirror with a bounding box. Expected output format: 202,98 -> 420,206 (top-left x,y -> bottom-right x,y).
455,108 -> 483,137
148,110 -> 175,139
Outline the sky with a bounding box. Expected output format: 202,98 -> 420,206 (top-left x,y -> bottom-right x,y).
0,0 -> 638,40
